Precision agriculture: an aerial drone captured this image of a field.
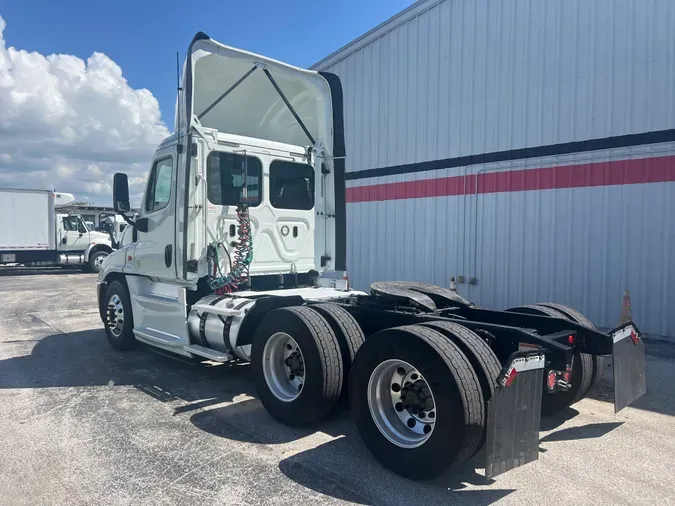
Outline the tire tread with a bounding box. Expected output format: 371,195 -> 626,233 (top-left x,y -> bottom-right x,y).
284,306 -> 343,401
403,325 -> 485,464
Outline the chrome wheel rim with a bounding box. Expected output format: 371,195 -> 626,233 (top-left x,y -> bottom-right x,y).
107,294 -> 125,337
262,332 -> 305,402
94,253 -> 107,267
367,359 -> 436,448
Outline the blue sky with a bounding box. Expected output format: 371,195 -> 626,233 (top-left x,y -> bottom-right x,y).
1,0 -> 414,126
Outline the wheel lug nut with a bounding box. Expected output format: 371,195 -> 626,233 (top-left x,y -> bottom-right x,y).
289,374 -> 295,380
418,412 -> 425,418
428,411 -> 435,419
395,402 -> 404,412
423,425 -> 432,434
411,373 -> 419,380
286,344 -> 292,350
297,383 -> 303,391
396,367 -> 406,376
407,418 -> 416,428
391,383 -> 401,393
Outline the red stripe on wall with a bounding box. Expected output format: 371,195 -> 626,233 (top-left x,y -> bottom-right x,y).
346,155 -> 675,203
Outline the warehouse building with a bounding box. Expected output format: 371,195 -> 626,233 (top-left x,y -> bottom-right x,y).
313,0 -> 675,338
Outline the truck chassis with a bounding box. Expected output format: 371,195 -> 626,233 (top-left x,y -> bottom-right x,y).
99,277 -> 646,480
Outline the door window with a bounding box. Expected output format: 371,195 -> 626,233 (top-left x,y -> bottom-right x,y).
62,216 -> 80,231
207,152 -> 262,206
269,160 -> 315,210
77,216 -> 88,233
145,157 -> 173,212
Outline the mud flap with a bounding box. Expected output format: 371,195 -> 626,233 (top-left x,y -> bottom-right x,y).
485,353 -> 544,479
611,322 -> 646,413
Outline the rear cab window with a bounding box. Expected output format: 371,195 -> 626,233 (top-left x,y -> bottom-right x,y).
269,160 -> 315,210
207,152 -> 262,206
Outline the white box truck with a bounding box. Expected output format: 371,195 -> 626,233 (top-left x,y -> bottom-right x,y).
0,188 -> 114,272
96,33 -> 646,481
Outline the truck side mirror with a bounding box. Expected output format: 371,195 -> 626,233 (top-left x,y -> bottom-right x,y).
113,173 -> 131,213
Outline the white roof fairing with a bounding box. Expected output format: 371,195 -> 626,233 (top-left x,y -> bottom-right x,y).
176,35 -> 334,152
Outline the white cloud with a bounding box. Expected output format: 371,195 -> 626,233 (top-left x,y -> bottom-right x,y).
0,16 -> 170,205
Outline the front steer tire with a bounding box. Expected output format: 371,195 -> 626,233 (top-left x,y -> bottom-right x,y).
349,324 -> 484,480
86,250 -> 108,273
103,280 -> 136,351
251,306 -> 344,427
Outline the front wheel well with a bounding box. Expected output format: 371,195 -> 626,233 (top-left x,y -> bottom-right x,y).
89,244 -> 113,258
98,272 -> 128,321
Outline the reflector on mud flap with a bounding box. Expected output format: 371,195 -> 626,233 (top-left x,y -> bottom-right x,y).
611,322 -> 646,413
485,352 -> 545,479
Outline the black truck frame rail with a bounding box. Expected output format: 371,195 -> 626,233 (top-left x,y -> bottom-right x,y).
345,281 -> 619,369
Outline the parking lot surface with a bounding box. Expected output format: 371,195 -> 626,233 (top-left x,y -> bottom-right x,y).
1,271 -> 674,505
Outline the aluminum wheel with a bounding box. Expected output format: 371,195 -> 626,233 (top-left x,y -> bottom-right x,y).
94,253 -> 107,268
367,359 -> 436,448
262,332 -> 305,402
107,294 -> 125,337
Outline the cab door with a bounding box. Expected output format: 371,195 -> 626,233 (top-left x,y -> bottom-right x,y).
133,148 -> 177,280
59,215 -> 89,253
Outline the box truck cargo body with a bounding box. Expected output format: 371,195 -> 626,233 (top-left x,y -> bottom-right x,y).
313,0 -> 675,338
0,188 -> 56,254
0,188 -> 114,272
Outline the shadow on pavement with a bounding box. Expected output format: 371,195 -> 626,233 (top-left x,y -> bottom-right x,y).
0,329 -> 255,408
540,422 -> 623,443
540,407 -> 580,431
276,438 -> 513,506
191,399 -> 513,505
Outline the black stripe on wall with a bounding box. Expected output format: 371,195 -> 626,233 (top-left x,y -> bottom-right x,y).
346,128 -> 675,181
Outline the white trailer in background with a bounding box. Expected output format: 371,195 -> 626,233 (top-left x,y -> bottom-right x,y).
312,0 -> 675,339
0,188 -> 114,272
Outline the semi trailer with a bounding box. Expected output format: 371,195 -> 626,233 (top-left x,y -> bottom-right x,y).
0,188 -> 114,272
98,33 -> 646,480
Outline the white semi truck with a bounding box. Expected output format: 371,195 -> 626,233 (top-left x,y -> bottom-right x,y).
0,188 -> 113,272
98,33 -> 646,480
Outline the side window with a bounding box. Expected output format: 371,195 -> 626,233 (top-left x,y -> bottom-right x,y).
270,160 -> 315,210
62,216 -> 79,231
77,216 -> 88,233
207,152 -> 262,206
145,157 -> 173,212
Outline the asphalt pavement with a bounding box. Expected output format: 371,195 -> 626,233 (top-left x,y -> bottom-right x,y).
0,270 -> 674,505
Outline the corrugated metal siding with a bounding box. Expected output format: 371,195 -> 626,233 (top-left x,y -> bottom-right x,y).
317,0 -> 675,337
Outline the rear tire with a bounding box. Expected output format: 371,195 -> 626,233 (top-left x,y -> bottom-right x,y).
103,281 -> 136,350
537,303 -> 606,398
507,304 -> 593,415
349,324 -> 484,480
309,303 -> 365,390
251,306 -> 343,427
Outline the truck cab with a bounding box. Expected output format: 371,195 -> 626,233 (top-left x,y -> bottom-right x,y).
55,212 -> 114,272
98,32 -> 350,360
